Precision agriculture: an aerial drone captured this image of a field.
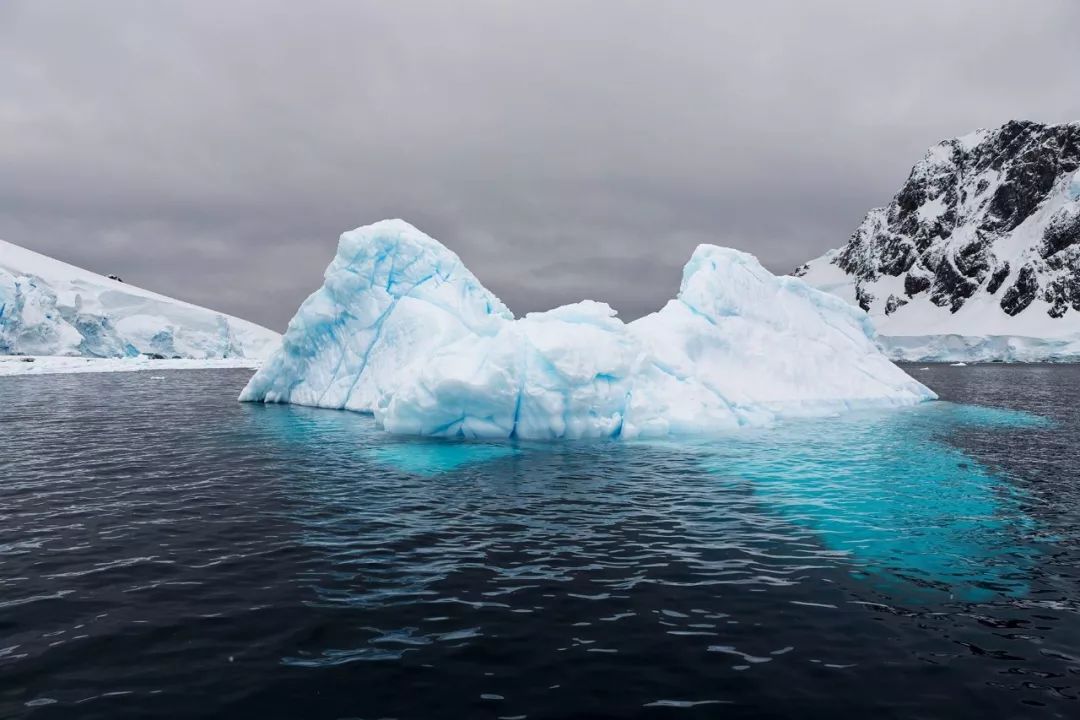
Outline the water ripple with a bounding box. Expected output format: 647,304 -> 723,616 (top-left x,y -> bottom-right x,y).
0,366 -> 1078,718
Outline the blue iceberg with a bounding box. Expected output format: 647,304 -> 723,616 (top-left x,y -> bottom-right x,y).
241,220 -> 934,438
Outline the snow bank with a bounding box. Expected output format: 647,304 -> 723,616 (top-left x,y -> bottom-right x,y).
240,220 -> 934,439
0,239 -> 280,360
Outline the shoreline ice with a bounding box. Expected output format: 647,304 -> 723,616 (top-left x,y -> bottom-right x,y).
0,355 -> 262,377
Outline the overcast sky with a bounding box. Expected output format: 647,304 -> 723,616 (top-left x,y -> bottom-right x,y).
3,1 -> 1079,330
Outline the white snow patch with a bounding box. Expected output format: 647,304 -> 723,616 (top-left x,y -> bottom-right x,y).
957,129 -> 991,151
917,197 -> 947,223
924,142 -> 955,165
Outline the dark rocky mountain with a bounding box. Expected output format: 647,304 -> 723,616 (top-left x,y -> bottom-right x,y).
797,121 -> 1080,361
799,120 -> 1080,318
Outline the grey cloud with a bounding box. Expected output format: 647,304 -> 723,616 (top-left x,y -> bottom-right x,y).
3,0 -> 1079,329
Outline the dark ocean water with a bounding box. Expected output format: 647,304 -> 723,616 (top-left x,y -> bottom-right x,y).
1,365 -> 1079,719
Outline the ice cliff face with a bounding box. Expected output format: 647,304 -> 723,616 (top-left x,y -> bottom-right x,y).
241,220 -> 934,439
0,239 -> 280,360
797,120 -> 1080,361
240,220 -> 511,412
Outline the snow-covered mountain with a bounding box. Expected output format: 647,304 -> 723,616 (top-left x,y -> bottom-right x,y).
796,120 -> 1080,362
0,239 -> 280,360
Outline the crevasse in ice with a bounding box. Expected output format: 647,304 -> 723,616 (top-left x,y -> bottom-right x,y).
240,220 -> 935,438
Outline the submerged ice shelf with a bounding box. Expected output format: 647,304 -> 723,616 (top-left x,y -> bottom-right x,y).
240,220 -> 935,439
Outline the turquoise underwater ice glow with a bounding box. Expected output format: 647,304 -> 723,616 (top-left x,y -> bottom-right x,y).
693,402 -> 1048,600
243,402 -> 519,476
249,396 -> 1047,602
368,441 -> 518,476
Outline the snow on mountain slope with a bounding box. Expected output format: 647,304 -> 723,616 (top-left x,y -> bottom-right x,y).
0,239 -> 280,360
241,219 -> 933,440
796,120 -> 1080,362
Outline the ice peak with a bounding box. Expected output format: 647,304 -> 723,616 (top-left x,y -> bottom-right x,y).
332,220 -> 508,308
676,245 -> 774,321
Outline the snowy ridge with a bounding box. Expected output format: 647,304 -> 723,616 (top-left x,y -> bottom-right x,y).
241,220 -> 933,439
796,120 -> 1080,362
0,238 -> 280,360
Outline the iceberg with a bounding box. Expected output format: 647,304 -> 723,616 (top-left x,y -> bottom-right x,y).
241,220 -> 934,439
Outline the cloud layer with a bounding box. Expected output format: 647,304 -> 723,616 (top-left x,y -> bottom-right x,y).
4,1 -> 1079,329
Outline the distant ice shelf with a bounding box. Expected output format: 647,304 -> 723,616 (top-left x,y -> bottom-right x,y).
0,355 -> 264,377
240,220 -> 934,439
882,334 -> 1080,363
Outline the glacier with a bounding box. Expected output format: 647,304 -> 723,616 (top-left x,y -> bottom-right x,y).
240,220 -> 934,439
0,238 -> 280,361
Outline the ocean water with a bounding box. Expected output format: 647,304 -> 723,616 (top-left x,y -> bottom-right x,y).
1,365 -> 1079,719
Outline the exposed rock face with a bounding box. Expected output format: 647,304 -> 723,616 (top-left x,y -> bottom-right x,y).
884,294 -> 908,316
1000,264 -> 1039,316
796,120 -> 1080,361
